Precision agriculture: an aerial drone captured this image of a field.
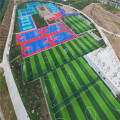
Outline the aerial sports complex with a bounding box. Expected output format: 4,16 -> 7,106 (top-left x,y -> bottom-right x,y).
14,1 -> 120,120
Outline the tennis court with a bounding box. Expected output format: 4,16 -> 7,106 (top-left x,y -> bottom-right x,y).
16,23 -> 77,58
45,3 -> 60,12
26,2 -> 42,8
18,7 -> 37,17
18,16 -> 35,32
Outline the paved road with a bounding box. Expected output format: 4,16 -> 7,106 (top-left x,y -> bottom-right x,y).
2,4 -> 30,120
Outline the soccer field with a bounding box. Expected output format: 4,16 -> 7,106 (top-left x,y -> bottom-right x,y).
22,34 -> 101,83
41,57 -> 120,120
63,15 -> 93,34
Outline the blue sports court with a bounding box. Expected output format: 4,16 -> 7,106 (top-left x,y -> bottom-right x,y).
18,16 -> 35,32
18,8 -> 37,17
26,2 -> 42,8
45,3 -> 60,12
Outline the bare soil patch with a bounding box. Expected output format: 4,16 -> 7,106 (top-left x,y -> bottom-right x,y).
61,5 -> 77,14
82,3 -> 120,34
0,0 -> 14,62
0,67 -> 3,73
0,72 -> 17,120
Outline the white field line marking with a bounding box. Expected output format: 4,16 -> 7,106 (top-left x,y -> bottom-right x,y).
100,84 -> 120,111
54,80 -> 101,115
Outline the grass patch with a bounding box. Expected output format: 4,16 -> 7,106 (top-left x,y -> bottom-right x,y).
14,17 -> 20,33
47,20 -> 56,24
54,0 -> 75,5
72,0 -> 98,10
114,21 -> 120,27
32,14 -> 47,28
18,2 -> 26,10
10,57 -> 49,119
40,6 -> 45,11
56,19 -> 60,22
101,4 -> 120,11
93,30 -> 102,38
0,72 -> 17,120
9,34 -> 21,61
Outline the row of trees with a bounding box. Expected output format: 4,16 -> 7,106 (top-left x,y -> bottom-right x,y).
0,0 -> 9,24
0,0 -> 7,11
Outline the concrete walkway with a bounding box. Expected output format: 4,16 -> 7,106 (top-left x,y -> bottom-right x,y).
99,26 -> 120,37
2,4 -> 30,120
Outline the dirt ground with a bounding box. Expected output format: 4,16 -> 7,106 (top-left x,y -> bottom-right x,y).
0,67 -> 2,73
0,0 -> 14,62
40,5 -> 53,20
104,32 -> 120,60
82,3 -> 120,34
82,3 -> 120,60
109,10 -> 120,17
0,71 -> 17,120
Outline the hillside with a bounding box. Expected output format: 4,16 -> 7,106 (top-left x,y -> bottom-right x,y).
104,32 -> 120,60
0,0 -> 14,62
82,3 -> 120,34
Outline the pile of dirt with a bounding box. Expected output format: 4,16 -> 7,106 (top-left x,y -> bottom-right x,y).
0,0 -> 14,62
82,3 -> 120,34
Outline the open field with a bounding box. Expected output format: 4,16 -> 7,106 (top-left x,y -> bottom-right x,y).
32,14 -> 48,28
0,0 -> 9,24
63,15 -> 93,34
52,0 -> 98,10
0,0 -> 14,62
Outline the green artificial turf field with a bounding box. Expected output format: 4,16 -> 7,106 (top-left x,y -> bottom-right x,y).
41,57 -> 120,120
22,34 -> 101,83
63,15 -> 93,34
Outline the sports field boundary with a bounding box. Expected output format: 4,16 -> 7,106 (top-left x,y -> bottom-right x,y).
39,78 -> 52,120
54,80 -> 102,116
52,76 -> 99,111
